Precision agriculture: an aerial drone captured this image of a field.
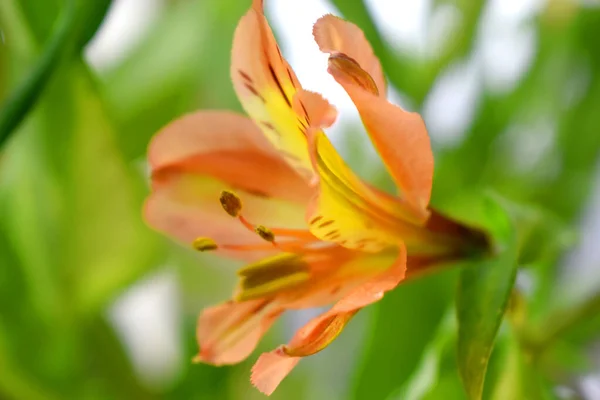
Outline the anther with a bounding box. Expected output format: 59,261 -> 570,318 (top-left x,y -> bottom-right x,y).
192,237 -> 218,252
220,190 -> 242,217
255,225 -> 275,242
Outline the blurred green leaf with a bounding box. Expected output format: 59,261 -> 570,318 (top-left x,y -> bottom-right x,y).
103,0 -> 247,161
0,0 -> 75,146
490,328 -> 558,400
0,0 -> 111,148
450,194 -> 518,400
63,64 -> 166,312
390,311 -> 462,400
351,268 -> 458,400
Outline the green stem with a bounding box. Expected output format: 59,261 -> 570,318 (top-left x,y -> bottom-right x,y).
0,0 -> 76,147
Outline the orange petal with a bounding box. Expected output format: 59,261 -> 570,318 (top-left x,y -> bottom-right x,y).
195,299 -> 282,365
313,14 -> 386,96
324,54 -> 434,215
148,111 -> 309,200
145,111 -> 311,259
250,245 -> 407,394
231,0 -> 313,178
251,348 -> 300,396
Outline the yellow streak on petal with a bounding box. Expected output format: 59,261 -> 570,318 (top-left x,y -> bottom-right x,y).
235,253 -> 311,301
282,310 -> 358,357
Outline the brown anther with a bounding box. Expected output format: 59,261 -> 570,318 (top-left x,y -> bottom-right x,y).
219,190 -> 242,217
254,225 -> 275,242
192,237 -> 218,252
255,225 -> 275,242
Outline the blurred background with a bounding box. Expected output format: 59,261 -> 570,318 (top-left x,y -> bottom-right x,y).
1,0 -> 600,398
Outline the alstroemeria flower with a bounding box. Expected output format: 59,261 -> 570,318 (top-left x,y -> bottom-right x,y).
145,0 -> 487,395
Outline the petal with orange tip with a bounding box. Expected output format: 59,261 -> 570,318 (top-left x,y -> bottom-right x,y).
231,0 -> 313,178
251,245 -> 407,395
315,39 -> 434,214
313,14 -> 386,96
195,299 -> 282,365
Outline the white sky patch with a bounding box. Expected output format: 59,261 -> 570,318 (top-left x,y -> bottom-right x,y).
422,57 -> 481,148
426,4 -> 463,58
562,161 -> 600,296
477,0 -> 541,94
486,0 -> 544,23
580,374 -> 600,400
85,0 -> 164,71
500,117 -> 559,177
478,24 -> 537,94
365,0 -> 429,56
268,0 -> 357,143
108,269 -> 183,389
268,0 -> 426,149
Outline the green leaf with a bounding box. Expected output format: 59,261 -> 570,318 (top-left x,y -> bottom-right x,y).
489,328 -> 557,400
0,0 -> 111,148
451,194 -> 518,400
63,64 -> 166,313
0,0 -> 75,146
351,268 -> 458,400
390,311 -> 461,400
103,0 -> 247,161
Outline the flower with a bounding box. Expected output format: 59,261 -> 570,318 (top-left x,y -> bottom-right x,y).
144,0 -> 487,395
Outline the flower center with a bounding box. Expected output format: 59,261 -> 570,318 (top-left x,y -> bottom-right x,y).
192,190 -> 337,254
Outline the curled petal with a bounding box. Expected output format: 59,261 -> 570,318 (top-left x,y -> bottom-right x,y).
284,309 -> 358,357
231,0 -> 314,178
313,14 -> 386,96
251,245 -> 407,394
326,54 -> 434,215
195,299 -> 282,365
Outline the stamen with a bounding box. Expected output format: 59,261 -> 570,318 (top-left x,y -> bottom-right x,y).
193,237 -> 218,252
216,189 -> 325,252
255,225 -> 275,242
220,190 -> 242,217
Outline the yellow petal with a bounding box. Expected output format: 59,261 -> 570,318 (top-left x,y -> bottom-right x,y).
234,253 -> 310,301
231,0 -> 314,178
287,90 -> 427,252
309,131 -> 433,252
